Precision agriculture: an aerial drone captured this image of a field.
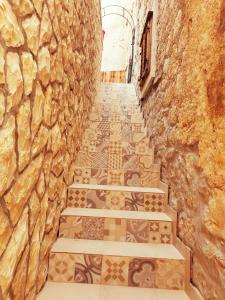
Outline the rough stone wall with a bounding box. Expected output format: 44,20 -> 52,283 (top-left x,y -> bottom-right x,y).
0,0 -> 102,299
133,0 -> 225,299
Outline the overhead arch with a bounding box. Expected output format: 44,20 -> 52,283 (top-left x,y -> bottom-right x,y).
101,5 -> 135,83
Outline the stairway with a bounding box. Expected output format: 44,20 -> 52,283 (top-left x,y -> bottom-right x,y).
37,84 -> 198,300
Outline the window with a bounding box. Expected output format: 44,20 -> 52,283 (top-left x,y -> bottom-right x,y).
140,11 -> 153,88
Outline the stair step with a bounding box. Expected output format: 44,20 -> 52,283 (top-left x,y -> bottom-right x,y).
73,168 -> 160,188
51,238 -> 183,259
59,208 -> 173,244
67,184 -> 167,212
37,282 -> 190,300
48,239 -> 185,289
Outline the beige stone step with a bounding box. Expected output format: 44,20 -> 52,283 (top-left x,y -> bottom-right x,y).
67,184 -> 167,212
37,282 -> 190,300
59,208 -> 173,244
48,239 -> 185,289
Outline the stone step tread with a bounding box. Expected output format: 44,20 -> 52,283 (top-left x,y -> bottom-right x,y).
52,238 -> 184,260
37,282 -> 190,300
69,183 -> 164,194
61,208 -> 172,221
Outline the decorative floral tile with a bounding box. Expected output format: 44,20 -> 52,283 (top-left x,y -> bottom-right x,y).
140,171 -> 160,187
155,259 -> 185,289
107,169 -> 124,185
128,258 -> 156,288
91,152 -> 108,169
131,123 -> 145,133
96,136 -> 109,153
132,132 -> 147,143
122,142 -> 135,155
135,138 -> 150,155
124,170 -> 140,186
101,256 -> 129,286
149,221 -> 172,244
97,121 -> 110,134
110,122 -> 122,132
121,124 -> 132,142
126,220 -> 149,243
86,189 -> 106,209
90,168 -> 108,185
76,151 -> 92,168
104,218 -> 127,241
123,155 -> 139,170
81,217 -> 105,240
67,189 -> 87,208
105,191 -> 126,210
74,254 -> 103,284
74,168 -> 91,184
108,153 -> 122,169
144,194 -> 165,212
108,141 -> 122,154
109,114 -> 121,122
48,252 -> 76,282
59,216 -> 82,239
81,139 -> 96,152
124,192 -> 144,211
138,155 -> 154,170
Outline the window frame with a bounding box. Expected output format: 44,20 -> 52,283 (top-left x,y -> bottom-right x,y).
139,11 -> 154,88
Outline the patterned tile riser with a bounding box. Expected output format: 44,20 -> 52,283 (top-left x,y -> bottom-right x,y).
74,168 -> 160,188
48,252 -> 185,290
67,189 -> 166,212
59,216 -> 173,244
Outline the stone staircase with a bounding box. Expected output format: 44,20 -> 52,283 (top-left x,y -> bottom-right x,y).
37,83 -> 202,300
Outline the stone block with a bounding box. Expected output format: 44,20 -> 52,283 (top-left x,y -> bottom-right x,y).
22,14 -> 40,56
21,52 -> 37,96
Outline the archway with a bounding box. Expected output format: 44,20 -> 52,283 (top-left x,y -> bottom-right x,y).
101,5 -> 135,83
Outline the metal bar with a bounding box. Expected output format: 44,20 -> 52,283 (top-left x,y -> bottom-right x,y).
102,5 -> 135,28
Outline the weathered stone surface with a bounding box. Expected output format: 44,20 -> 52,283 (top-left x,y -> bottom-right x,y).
40,4 -> 52,46
11,0 -> 33,17
6,52 -> 23,111
22,14 -> 40,56
11,245 -> 29,300
36,256 -> 48,292
32,125 -> 49,157
43,85 -> 52,126
28,190 -> 40,235
0,89 -> 5,126
17,99 -> 31,171
0,208 -> 28,298
133,0 -> 225,298
26,216 -> 40,294
36,172 -> 45,199
0,0 -> 102,297
31,82 -> 44,137
0,0 -> 24,47
0,44 -> 4,84
0,116 -> 16,196
0,206 -> 12,257
4,154 -> 43,225
205,188 -> 225,240
38,47 -> 50,87
21,52 -> 37,96
32,0 -> 44,17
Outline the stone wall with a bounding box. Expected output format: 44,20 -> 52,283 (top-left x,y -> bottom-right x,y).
132,0 -> 225,299
0,0 -> 102,299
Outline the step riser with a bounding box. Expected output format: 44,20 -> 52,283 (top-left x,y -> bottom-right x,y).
67,189 -> 167,212
74,168 -> 160,188
48,252 -> 185,290
76,153 -> 157,171
59,216 -> 173,244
